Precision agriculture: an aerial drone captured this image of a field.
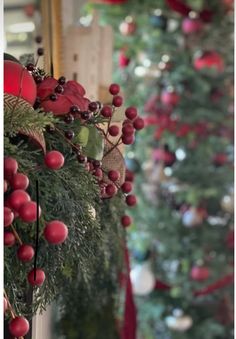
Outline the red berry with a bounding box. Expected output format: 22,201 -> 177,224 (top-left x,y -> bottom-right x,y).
4,157 -> 18,179
125,169 -> 135,182
133,117 -> 144,130
11,173 -> 29,190
121,215 -> 132,227
126,194 -> 137,206
122,135 -> 135,145
109,83 -> 120,95
108,125 -> 120,137
161,90 -> 180,106
121,181 -> 132,193
4,232 -> 16,246
112,95 -> 123,107
8,190 -> 31,211
4,297 -> 8,312
4,180 -> 8,192
27,268 -> 45,286
101,106 -> 112,118
88,101 -> 98,112
108,170 -> 120,182
94,168 -> 103,179
4,207 -> 14,227
190,266 -> 210,281
125,107 -> 138,120
9,316 -> 29,337
44,150 -> 64,170
19,201 -> 41,223
17,244 -> 35,262
105,183 -> 118,197
122,123 -> 134,136
44,220 -> 68,244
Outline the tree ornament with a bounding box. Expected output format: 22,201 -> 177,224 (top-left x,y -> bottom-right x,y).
161,89 -> 180,107
121,215 -> 132,227
109,83 -> 120,95
182,207 -> 204,227
105,183 -> 118,197
4,207 -> 14,227
44,150 -> 65,170
8,190 -> 31,211
44,220 -> 68,244
4,232 -> 16,246
17,244 -> 35,262
194,51 -> 224,72
108,170 -> 120,182
11,173 -> 29,190
150,10 -> 168,30
130,262 -> 155,295
121,181 -> 133,193
126,194 -> 137,206
213,153 -> 228,166
4,157 -> 18,180
190,266 -> 210,281
4,61 -> 37,106
165,312 -> 193,332
221,194 -> 234,213
182,14 -> 203,34
119,51 -> 130,68
28,268 -> 45,286
19,201 -> 41,223
9,316 -> 30,337
119,16 -> 136,36
152,147 -> 176,167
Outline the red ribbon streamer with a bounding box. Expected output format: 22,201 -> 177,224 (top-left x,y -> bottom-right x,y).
165,0 -> 213,22
155,279 -> 171,291
194,273 -> 234,297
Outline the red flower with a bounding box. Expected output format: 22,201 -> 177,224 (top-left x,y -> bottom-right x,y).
37,77 -> 90,116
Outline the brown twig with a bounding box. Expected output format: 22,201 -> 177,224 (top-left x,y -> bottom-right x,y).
10,224 -> 23,246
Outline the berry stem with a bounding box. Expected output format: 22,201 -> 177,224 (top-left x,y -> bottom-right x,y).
103,136 -> 122,158
10,224 -> 23,246
4,289 -> 16,319
54,127 -> 81,153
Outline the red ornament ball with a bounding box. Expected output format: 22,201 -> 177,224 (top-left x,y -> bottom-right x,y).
9,316 -> 30,337
108,170 -> 120,182
11,173 -> 29,190
121,215 -> 132,227
101,105 -> 112,118
194,51 -> 224,72
213,153 -> 228,166
182,17 -> 203,34
161,90 -> 180,107
4,207 -> 14,227
121,181 -> 132,193
105,183 -> 118,197
4,297 -> 8,312
17,244 -> 35,262
133,117 -> 144,130
125,107 -> 138,120
44,220 -> 68,244
112,95 -> 123,107
119,51 -> 130,68
108,125 -> 120,137
19,201 -> 41,223
4,232 -> 16,246
8,189 -> 31,211
109,83 -> 120,95
44,150 -> 65,170
119,20 -> 136,36
4,61 -> 37,106
27,268 -> 45,286
190,266 -> 210,281
126,194 -> 137,206
4,157 -> 18,180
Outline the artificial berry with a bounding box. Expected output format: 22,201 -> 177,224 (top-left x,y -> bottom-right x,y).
81,111 -> 90,120
35,76 -> 43,84
4,157 -> 18,179
112,95 -> 123,107
101,106 -> 112,118
44,220 -> 68,244
125,107 -> 138,120
88,102 -> 98,112
77,155 -> 87,163
108,170 -> 120,182
122,135 -> 135,145
64,114 -> 74,124
122,124 -> 134,136
17,244 -> 34,262
4,207 -> 14,227
9,316 -> 29,337
55,85 -> 64,94
108,125 -> 119,137
89,162 -> 94,172
94,168 -> 103,179
121,215 -> 132,227
11,173 -> 29,190
50,94 -> 57,101
44,150 -> 64,170
37,47 -> 44,56
35,35 -> 42,43
121,181 -> 132,193
8,190 -> 31,211
28,268 -> 45,286
58,76 -> 66,85
133,117 -> 145,130
4,180 -> 8,193
126,194 -> 137,206
109,83 -> 120,95
70,105 -> 79,113
125,169 -> 135,182
4,232 -> 16,246
26,63 -> 35,71
65,130 -> 75,140
105,183 -> 118,197
93,160 -> 102,168
19,201 -> 41,223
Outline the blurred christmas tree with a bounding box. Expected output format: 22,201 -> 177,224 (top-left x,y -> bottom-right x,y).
86,0 -> 234,338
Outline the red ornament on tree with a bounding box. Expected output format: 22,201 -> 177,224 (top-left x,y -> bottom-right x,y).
4,61 -> 37,106
11,173 -> 29,190
19,201 -> 41,223
9,316 -> 30,337
44,150 -> 65,170
119,51 -> 130,68
194,51 -> 224,72
8,189 -> 31,211
182,17 -> 203,34
160,90 -> 180,107
119,17 -> 136,36
17,244 -> 35,262
4,207 -> 14,227
44,220 -> 68,244
105,183 -> 118,197
4,232 -> 16,247
190,266 -> 210,281
4,157 -> 18,180
28,268 -> 45,286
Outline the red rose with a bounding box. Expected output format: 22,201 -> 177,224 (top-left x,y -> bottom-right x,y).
37,77 -> 90,116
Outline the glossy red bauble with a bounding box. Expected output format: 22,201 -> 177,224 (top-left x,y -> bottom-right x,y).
161,90 -> 180,107
4,61 -> 37,106
8,189 -> 31,211
121,215 -> 132,227
213,153 -> 228,166
44,150 -> 65,170
19,201 -> 41,223
119,20 -> 136,36
44,220 -> 68,244
190,266 -> 210,281
17,244 -> 35,262
182,17 -> 203,34
194,51 -> 224,73
9,316 -> 30,337
11,173 -> 29,190
28,268 -> 45,286
4,232 -> 16,246
119,51 -> 130,68
4,157 -> 18,180
4,207 -> 14,227
126,194 -> 137,206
